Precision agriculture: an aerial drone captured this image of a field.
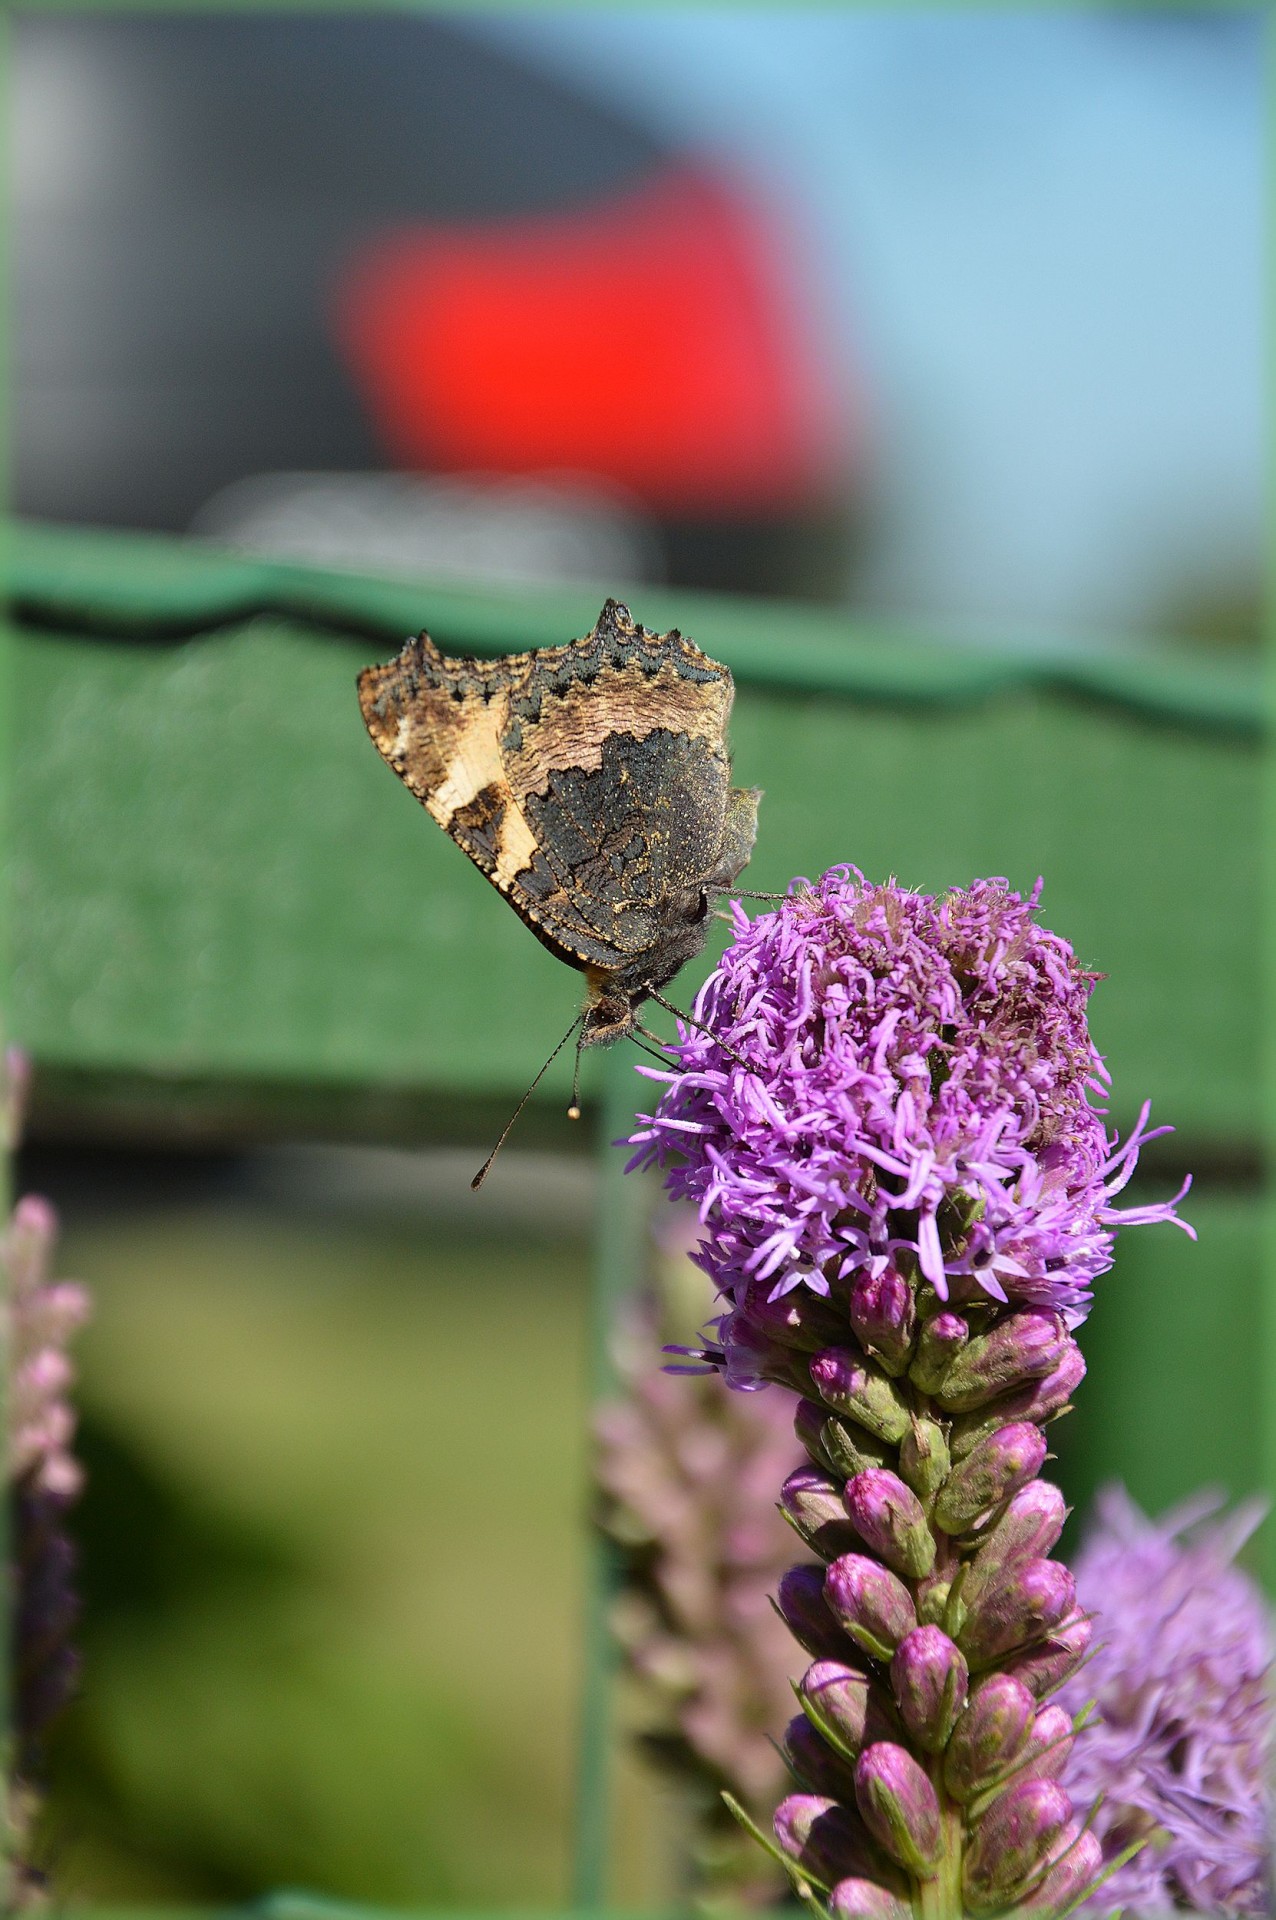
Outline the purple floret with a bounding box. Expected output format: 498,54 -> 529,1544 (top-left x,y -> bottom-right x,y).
630,869 -> 1190,1381
1061,1486 -> 1272,1916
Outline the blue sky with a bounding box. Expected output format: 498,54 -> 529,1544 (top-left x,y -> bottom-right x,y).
475,11 -> 1262,643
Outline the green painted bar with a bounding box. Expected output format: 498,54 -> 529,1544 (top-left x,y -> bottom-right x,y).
9,526 -> 1262,1148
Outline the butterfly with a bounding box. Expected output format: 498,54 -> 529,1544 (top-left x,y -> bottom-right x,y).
357,599 -> 761,1171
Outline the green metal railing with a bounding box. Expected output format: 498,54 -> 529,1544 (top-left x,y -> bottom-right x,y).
5,517 -> 1266,1909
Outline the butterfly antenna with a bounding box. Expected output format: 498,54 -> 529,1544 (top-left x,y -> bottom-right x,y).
471,1013 -> 584,1191
644,988 -> 752,1070
567,1024 -> 587,1122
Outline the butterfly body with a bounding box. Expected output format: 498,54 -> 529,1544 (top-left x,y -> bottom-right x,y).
357,598 -> 760,1046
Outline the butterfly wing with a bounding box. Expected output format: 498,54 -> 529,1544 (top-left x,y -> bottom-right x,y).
358,600 -> 746,976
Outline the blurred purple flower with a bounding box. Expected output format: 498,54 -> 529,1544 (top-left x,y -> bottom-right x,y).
7,1191 -> 90,1901
630,869 -> 1190,1383
1061,1486 -> 1272,1916
596,1208 -> 813,1896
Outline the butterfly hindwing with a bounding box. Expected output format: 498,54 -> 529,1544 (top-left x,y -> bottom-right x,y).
357,599 -> 759,989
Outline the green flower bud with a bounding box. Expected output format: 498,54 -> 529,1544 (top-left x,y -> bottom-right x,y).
822,1414 -> 895,1480
908,1311 -> 968,1394
825,1553 -> 918,1663
845,1469 -> 936,1580
899,1413 -> 951,1505
933,1422 -> 1047,1535
810,1349 -> 911,1445
933,1312 -> 1066,1413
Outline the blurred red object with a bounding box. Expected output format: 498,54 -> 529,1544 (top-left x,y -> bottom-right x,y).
333,166 -> 852,517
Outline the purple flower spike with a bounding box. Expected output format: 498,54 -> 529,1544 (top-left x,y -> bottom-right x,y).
854,1741 -> 943,1877
630,871 -> 1200,1914
631,871 -> 1190,1347
843,1469 -> 935,1581
1059,1486 -> 1272,1916
825,1554 -> 918,1664
890,1625 -> 968,1754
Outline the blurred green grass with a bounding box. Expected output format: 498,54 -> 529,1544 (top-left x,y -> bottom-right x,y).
41,1204 -> 674,1907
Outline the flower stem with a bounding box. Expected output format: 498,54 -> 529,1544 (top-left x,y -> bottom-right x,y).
917,1772 -> 964,1920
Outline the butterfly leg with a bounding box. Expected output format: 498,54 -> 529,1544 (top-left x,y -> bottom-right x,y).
644,988 -> 752,1070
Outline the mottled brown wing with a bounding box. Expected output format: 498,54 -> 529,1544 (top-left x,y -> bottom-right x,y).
357,599 -> 738,973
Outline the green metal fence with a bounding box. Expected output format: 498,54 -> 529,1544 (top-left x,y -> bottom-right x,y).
7,517 -> 1266,1909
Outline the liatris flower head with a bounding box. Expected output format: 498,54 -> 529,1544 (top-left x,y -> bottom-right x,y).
630,869 -> 1193,1918
631,868 -> 1190,1372
1060,1485 -> 1272,1916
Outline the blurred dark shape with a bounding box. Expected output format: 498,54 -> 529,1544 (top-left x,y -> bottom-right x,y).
16,15 -> 858,599
14,14 -> 658,532
334,166 -> 851,520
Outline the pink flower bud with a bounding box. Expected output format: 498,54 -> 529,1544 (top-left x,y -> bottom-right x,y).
1016,1704 -> 1074,1783
809,1348 -> 910,1444
825,1553 -> 918,1663
774,1793 -> 886,1887
742,1276 -> 845,1351
890,1625 -> 969,1753
799,1659 -> 899,1761
782,1464 -> 861,1559
829,1877 -> 911,1920
1004,1610 -> 1093,1699
943,1673 -> 1037,1803
951,1344 -> 1087,1458
958,1557 -> 1076,1668
1017,1826 -> 1103,1912
795,1398 -> 838,1472
718,1310 -> 814,1392
849,1266 -> 915,1376
908,1310 -> 969,1394
934,1312 -> 1066,1413
933,1421 -> 1048,1535
964,1481 -> 1068,1607
962,1779 -> 1074,1914
778,1563 -> 850,1659
844,1469 -> 936,1580
784,1713 -> 858,1799
854,1741 -> 942,1877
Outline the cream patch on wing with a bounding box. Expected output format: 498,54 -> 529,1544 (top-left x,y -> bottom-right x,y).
492,802 -> 540,887
426,693 -> 510,824
513,661 -> 730,797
